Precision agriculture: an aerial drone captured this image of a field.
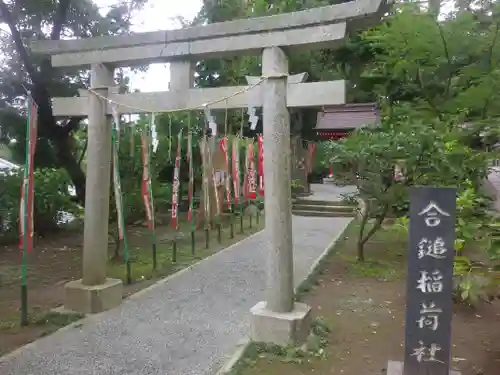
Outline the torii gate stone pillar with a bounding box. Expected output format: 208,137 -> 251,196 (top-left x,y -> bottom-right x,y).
64,63 -> 124,314
249,47 -> 302,342
30,0 -> 388,344
244,52 -> 315,344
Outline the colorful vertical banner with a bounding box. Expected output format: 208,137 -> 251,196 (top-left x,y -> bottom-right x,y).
129,121 -> 135,158
148,116 -> 156,230
140,132 -> 153,230
208,143 -> 221,217
199,138 -> 211,227
19,97 -> 38,253
243,141 -> 249,201
111,108 -> 125,241
306,142 -> 316,174
145,114 -> 157,269
187,132 -> 195,227
257,135 -> 264,197
151,113 -> 159,153
231,137 -> 240,205
111,107 -> 131,284
171,131 -> 182,229
246,140 -> 257,201
219,137 -> 232,210
112,162 -> 124,241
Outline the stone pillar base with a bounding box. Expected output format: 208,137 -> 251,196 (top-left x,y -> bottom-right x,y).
250,301 -> 312,346
64,278 -> 123,314
387,361 -> 461,375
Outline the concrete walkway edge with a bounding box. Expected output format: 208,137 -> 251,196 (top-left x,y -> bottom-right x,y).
215,218 -> 353,375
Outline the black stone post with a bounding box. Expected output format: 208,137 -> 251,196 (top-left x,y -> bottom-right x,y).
388,186 -> 461,375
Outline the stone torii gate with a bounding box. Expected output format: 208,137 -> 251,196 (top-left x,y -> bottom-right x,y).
31,0 -> 387,345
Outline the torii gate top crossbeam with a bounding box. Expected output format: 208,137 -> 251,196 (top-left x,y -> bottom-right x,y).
29,0 -> 388,68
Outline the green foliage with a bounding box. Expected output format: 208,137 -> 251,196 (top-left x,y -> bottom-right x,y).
228,316 -> 331,375
395,185 -> 500,306
324,109 -> 490,261
114,123 -> 174,223
0,0 -> 148,202
0,168 -> 80,242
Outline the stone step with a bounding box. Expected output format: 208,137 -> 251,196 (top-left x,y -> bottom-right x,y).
292,199 -> 350,207
291,209 -> 356,218
292,203 -> 354,213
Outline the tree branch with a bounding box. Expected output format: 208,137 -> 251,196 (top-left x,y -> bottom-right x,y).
481,21 -> 500,119
51,0 -> 72,40
62,117 -> 83,134
416,68 -> 444,121
78,138 -> 88,166
0,0 -> 39,83
360,203 -> 389,246
436,21 -> 452,99
39,0 -> 72,86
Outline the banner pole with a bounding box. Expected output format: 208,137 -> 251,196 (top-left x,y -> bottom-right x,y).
20,97 -> 37,326
111,107 -> 131,285
187,117 -> 196,256
146,114 -> 158,271
171,129 -> 183,263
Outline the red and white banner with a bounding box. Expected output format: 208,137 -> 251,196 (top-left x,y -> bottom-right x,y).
112,152 -> 125,240
257,135 -> 264,197
246,141 -> 257,201
199,139 -> 210,225
231,137 -> 240,205
207,143 -> 220,217
306,142 -> 316,174
19,97 -> 38,252
112,151 -> 125,239
111,109 -> 125,239
171,132 -> 182,229
187,133 -> 195,224
140,134 -> 153,230
219,137 -> 232,210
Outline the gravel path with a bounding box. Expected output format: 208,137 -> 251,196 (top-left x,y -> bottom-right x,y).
0,216 -> 351,375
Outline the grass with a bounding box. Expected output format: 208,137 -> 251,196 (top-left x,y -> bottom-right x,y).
107,215 -> 264,284
340,222 -> 406,282
0,308 -> 84,336
228,318 -> 332,375
0,213 -> 265,353
341,256 -> 403,281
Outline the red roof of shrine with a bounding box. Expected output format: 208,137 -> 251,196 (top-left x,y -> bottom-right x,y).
315,103 -> 379,130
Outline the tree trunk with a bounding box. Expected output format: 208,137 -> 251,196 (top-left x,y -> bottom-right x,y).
356,238 -> 365,262
357,202 -> 390,262
357,199 -> 370,262
428,0 -> 441,17
0,0 -> 87,205
53,132 -> 86,203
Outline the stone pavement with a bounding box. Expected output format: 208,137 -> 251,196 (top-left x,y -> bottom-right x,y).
305,182 -> 357,201
486,167 -> 500,212
0,204 -> 351,375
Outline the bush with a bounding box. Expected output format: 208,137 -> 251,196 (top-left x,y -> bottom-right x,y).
0,168 -> 80,243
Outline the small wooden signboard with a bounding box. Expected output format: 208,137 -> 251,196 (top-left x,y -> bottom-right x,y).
388,186 -> 461,375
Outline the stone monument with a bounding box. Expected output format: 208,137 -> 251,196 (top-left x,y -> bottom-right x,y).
387,187 -> 461,375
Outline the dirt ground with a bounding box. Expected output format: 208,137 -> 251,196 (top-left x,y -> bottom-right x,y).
241,224 -> 500,375
0,212 -> 263,356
